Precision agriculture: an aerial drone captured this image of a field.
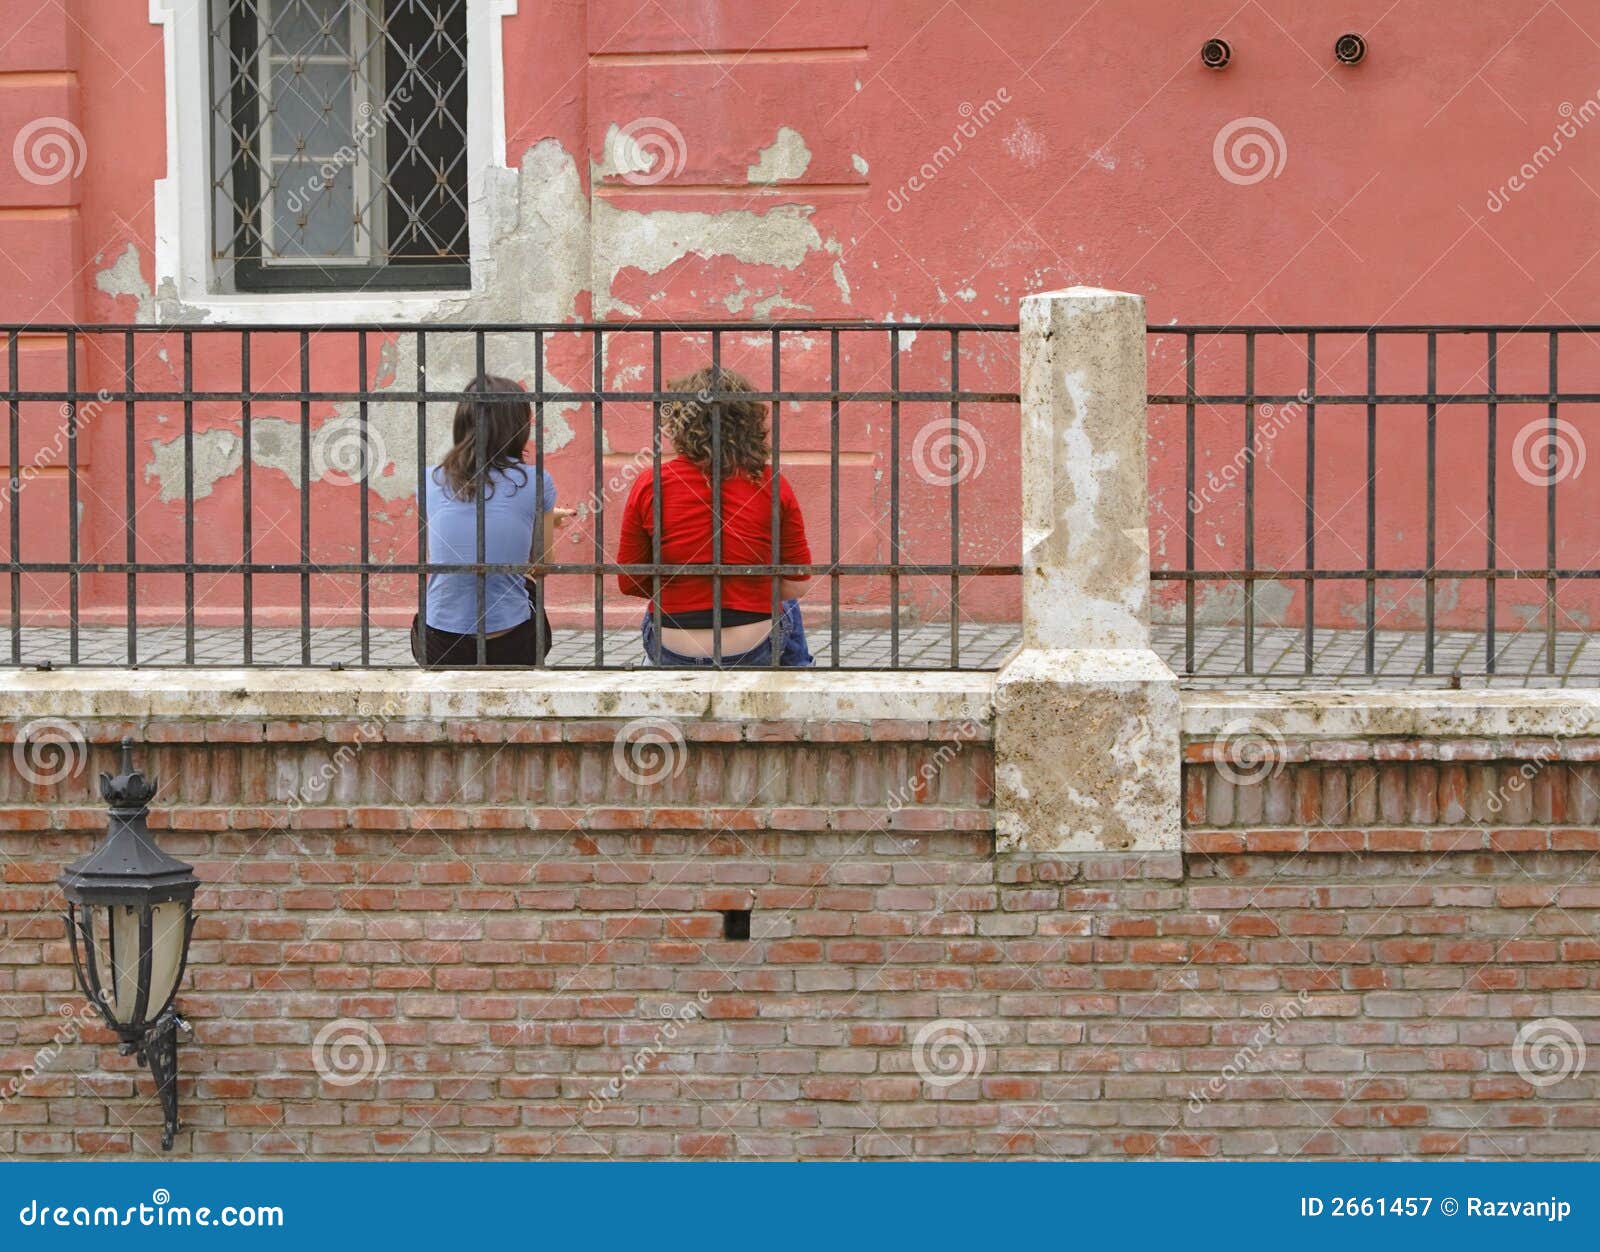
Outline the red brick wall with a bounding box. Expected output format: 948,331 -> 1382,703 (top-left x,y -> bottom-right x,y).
2,720 -> 1597,1158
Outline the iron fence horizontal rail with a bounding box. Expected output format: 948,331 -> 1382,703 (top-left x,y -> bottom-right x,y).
1,320 -> 1020,672
1152,321 -> 1600,682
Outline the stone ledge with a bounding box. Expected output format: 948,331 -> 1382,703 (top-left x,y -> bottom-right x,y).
0,668 -> 995,732
1183,689 -> 1600,741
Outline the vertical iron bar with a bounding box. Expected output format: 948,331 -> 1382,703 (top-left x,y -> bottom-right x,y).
1547,330 -> 1558,675
830,331 -> 840,669
1183,333 -> 1195,675
889,327 -> 901,670
1486,331 -> 1497,674
650,330 -> 662,667
241,332 -> 251,665
415,332 -> 428,659
534,330 -> 547,668
8,332 -> 19,664
710,331 -> 723,667
1425,331 -> 1436,675
358,333 -> 370,667
593,329 -> 605,668
183,330 -> 194,664
769,328 -> 782,668
949,329 -> 961,669
124,333 -> 136,666
1243,333 -> 1255,676
1365,331 -> 1377,675
475,332 -> 487,666
65,330 -> 78,665
299,331 -> 311,665
1303,333 -> 1315,676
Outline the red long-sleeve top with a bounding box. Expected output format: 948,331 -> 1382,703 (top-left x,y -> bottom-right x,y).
616,457 -> 812,617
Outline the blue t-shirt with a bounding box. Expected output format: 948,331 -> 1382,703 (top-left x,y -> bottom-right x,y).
425,464 -> 556,634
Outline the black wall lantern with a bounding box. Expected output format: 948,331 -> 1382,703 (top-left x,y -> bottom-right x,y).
59,739 -> 198,1150
1200,38 -> 1232,69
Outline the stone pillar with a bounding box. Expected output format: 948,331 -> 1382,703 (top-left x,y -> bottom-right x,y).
995,287 -> 1180,853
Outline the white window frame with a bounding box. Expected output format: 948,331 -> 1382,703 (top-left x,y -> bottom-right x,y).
150,0 -> 515,323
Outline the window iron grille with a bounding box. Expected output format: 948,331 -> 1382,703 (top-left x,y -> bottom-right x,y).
209,0 -> 470,292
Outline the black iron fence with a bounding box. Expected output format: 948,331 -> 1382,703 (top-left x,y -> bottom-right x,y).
1149,323 -> 1600,683
0,322 -> 1020,671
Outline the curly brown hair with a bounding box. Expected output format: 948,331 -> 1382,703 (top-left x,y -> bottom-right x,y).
662,366 -> 770,480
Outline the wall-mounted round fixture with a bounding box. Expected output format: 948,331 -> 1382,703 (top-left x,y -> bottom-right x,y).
1334,33 -> 1366,65
1201,38 -> 1232,69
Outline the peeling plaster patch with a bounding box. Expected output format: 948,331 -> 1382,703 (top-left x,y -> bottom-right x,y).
832,261 -> 852,304
851,153 -> 869,176
752,293 -> 811,317
592,200 -> 828,318
1002,120 -> 1047,169
955,287 -> 977,301
747,127 -> 812,184
1090,147 -> 1116,171
884,313 -> 921,351
1184,581 -> 1293,627
593,122 -> 655,182
94,244 -> 159,322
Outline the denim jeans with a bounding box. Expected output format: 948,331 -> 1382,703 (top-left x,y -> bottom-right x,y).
640,599 -> 813,668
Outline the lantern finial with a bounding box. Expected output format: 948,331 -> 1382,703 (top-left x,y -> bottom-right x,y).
99,736 -> 157,811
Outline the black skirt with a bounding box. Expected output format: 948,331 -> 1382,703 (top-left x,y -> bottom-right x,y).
412,579 -> 554,668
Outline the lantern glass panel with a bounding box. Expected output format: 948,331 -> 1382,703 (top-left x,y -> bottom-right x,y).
105,902 -> 188,1027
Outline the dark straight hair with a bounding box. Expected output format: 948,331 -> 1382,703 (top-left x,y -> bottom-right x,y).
437,374 -> 531,502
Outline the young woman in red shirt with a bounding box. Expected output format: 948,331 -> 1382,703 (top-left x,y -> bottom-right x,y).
616,366 -> 814,667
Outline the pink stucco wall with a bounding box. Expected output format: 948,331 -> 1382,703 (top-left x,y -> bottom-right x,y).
2,1 -> 1597,631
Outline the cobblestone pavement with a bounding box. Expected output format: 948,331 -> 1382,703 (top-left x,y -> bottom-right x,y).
3,622 -> 1596,686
